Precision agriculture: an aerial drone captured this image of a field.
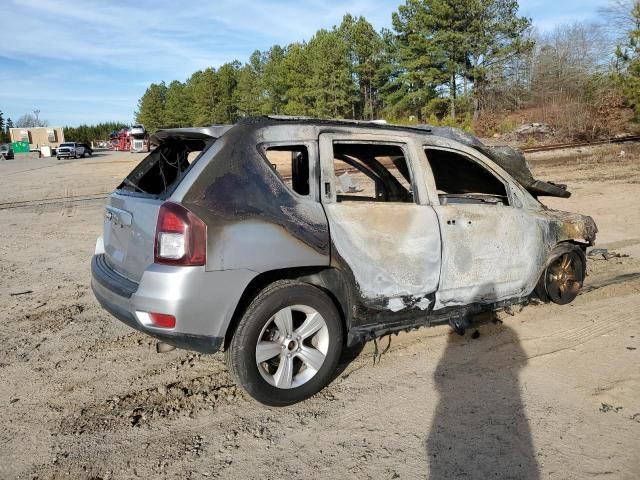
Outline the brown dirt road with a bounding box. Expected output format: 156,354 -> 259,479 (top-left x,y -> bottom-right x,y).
0,145 -> 638,479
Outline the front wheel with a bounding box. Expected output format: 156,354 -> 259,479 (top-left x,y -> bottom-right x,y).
536,244 -> 586,305
226,280 -> 343,406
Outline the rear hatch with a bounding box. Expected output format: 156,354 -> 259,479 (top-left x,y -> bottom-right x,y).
102,127 -> 229,283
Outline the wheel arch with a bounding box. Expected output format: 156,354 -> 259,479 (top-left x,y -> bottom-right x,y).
223,266 -> 353,350
554,239 -> 588,271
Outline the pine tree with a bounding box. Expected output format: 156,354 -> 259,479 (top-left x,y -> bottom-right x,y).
389,0 -> 531,120
188,69 -> 218,126
306,29 -> 355,118
164,81 -> 191,128
463,0 -> 532,119
135,82 -> 167,132
339,15 -> 386,119
615,2 -> 640,119
234,51 -> 265,118
212,62 -> 240,123
262,46 -> 288,115
391,0 -> 464,119
281,42 -> 313,115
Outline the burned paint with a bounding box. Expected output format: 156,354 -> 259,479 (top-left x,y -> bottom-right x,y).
179,123 -> 331,272
324,201 -> 441,308
432,204 -> 547,309
160,117 -> 597,340
537,208 -> 598,245
422,126 -> 571,198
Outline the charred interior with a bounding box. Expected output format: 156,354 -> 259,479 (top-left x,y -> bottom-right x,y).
264,145 -> 310,196
425,148 -> 509,205
332,143 -> 413,203
118,138 -> 211,195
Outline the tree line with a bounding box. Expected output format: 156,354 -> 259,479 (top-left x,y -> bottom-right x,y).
136,1 -> 534,132
134,0 -> 640,138
5,1 -> 638,144
63,122 -> 128,145
0,111 -> 14,143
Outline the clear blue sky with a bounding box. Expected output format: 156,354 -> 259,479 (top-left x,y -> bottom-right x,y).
0,0 -> 608,126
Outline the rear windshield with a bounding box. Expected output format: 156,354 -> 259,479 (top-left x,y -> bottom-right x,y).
118,137 -> 213,196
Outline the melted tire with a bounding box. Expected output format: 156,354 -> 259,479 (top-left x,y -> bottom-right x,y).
535,244 -> 586,305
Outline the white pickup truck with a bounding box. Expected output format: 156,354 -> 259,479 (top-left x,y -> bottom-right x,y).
56,142 -> 92,159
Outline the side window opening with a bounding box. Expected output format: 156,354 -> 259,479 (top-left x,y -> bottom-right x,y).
332,143 -> 414,203
265,145 -> 310,196
424,148 -> 509,206
119,138 -> 211,195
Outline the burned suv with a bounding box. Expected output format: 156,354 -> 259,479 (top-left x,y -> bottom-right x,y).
91,117 -> 597,405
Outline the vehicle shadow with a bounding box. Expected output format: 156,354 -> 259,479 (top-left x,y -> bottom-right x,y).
329,341 -> 367,381
426,316 -> 539,479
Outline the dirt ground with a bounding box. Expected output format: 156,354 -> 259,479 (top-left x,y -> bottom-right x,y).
1,143 -> 639,479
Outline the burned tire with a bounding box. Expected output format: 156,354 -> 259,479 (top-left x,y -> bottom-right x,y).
225,280 -> 343,406
535,243 -> 586,305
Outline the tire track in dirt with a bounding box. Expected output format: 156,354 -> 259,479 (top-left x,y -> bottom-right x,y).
29,431 -> 208,479
23,303 -> 86,335
1,303 -> 88,365
60,373 -> 244,435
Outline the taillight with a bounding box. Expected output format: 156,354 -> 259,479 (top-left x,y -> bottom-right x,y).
154,202 -> 206,266
148,312 -> 176,329
136,311 -> 176,329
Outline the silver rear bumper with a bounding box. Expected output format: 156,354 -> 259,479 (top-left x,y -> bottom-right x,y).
91,254 -> 257,353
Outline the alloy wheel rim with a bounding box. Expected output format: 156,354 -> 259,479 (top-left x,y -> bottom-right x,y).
255,305 -> 329,389
546,252 -> 583,303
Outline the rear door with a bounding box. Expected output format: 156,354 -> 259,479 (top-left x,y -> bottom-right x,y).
319,132 -> 441,312
102,134 -> 216,282
422,146 -> 544,308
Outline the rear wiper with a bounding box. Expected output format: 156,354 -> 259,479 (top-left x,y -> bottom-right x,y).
123,178 -> 148,194
480,196 -> 502,204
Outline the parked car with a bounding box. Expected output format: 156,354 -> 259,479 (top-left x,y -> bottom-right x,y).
91,117 -> 597,405
56,142 -> 92,159
0,143 -> 14,160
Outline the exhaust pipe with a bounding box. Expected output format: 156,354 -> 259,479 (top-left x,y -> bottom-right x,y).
156,341 -> 176,353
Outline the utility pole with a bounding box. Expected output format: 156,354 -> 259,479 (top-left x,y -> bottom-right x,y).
33,109 -> 40,126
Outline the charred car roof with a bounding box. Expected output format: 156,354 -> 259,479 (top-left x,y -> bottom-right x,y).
156,116 -> 569,198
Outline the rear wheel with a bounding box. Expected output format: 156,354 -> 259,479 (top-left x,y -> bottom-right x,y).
226,280 -> 343,406
536,244 -> 585,304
